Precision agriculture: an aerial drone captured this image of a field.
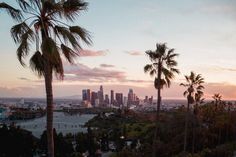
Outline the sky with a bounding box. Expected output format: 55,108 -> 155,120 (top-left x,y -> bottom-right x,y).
0,0 -> 236,99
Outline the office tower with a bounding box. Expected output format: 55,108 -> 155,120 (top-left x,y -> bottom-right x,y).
105,94 -> 109,106
110,90 -> 114,105
115,93 -> 123,107
87,89 -> 91,101
128,89 -> 134,105
91,92 -> 98,107
98,85 -> 104,104
82,89 -> 87,101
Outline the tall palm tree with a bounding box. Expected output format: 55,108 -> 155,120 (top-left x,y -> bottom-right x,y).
180,71 -> 204,154
144,43 -> 179,157
0,1 -> 91,157
212,93 -> 222,109
192,90 -> 204,153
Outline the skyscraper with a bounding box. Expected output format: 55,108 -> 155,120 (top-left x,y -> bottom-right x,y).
128,89 -> 134,105
82,89 -> 87,101
104,94 -> 109,106
98,85 -> 104,104
110,90 -> 114,105
87,89 -> 91,101
91,92 -> 98,107
115,93 -> 123,107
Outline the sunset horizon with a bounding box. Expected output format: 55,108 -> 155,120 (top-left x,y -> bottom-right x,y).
1,0 -> 236,100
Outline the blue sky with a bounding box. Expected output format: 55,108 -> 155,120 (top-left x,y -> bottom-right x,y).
0,0 -> 236,99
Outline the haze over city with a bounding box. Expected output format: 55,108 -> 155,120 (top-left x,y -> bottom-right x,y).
1,0 -> 236,99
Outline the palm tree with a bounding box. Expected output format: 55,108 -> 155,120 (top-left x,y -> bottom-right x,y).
180,71 -> 204,154
0,1 -> 91,157
144,43 -> 179,157
192,90 -> 204,153
212,93 -> 222,109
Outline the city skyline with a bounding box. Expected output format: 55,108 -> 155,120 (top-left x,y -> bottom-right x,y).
0,0 -> 236,99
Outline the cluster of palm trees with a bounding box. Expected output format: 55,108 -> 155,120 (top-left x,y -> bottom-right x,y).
144,43 -> 228,156
1,1 -> 91,157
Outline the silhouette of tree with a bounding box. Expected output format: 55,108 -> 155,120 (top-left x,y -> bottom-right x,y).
180,71 -> 204,154
0,1 -> 92,156
212,93 -> 222,109
144,43 -> 179,157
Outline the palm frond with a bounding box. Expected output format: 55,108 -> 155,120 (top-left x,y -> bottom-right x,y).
61,44 -> 78,63
62,0 -> 88,21
69,26 -> 92,45
170,68 -> 180,74
150,69 -> 156,77
30,51 -> 44,77
16,29 -> 34,65
162,67 -> 174,80
144,64 -> 153,73
41,37 -> 64,79
54,26 -> 79,49
16,0 -> 34,12
11,22 -> 33,43
0,2 -> 22,21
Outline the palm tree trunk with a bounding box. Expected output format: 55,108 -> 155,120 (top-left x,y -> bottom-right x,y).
44,61 -> 54,157
192,119 -> 195,154
183,101 -> 190,154
152,63 -> 162,157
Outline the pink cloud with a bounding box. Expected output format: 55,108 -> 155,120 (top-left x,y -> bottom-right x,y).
64,63 -> 126,82
100,64 -> 115,68
79,49 -> 108,57
125,51 -> 143,56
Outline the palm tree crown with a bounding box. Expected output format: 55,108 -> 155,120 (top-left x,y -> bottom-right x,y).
212,93 -> 222,104
1,0 -> 92,77
144,43 -> 180,89
180,71 -> 204,105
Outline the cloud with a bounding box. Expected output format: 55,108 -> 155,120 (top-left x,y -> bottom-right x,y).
64,63 -> 126,82
125,51 -> 143,56
100,64 -> 115,68
79,49 -> 108,57
18,77 -> 31,81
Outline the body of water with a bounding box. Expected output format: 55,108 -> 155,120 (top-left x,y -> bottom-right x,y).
15,112 -> 95,138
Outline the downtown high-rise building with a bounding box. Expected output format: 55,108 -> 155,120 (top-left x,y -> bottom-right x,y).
128,89 -> 134,104
98,85 -> 104,104
91,92 -> 98,107
115,93 -> 123,107
110,90 -> 114,105
82,89 -> 91,102
82,89 -> 87,101
87,89 -> 91,102
104,94 -> 109,106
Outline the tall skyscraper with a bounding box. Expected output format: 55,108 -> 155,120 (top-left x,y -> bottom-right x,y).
110,90 -> 114,105
128,89 -> 134,105
98,85 -> 104,104
115,93 -> 123,107
87,89 -> 91,101
104,94 -> 109,106
91,92 -> 98,107
82,89 -> 87,101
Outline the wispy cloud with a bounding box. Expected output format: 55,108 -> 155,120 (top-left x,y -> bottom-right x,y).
79,49 -> 109,57
18,77 -> 31,81
100,64 -> 115,68
64,63 -> 126,82
125,51 -> 143,56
